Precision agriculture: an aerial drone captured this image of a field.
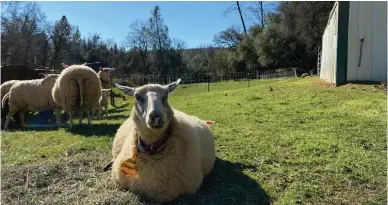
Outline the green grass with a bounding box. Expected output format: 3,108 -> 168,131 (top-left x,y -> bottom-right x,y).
1,77 -> 387,205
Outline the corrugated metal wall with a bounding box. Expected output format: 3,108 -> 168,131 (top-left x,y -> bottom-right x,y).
320,2 -> 338,84
347,1 -> 387,82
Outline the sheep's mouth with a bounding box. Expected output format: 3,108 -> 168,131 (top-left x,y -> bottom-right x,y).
147,122 -> 164,129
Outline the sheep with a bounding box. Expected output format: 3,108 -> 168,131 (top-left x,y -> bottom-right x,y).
1,80 -> 19,99
2,74 -> 61,130
97,67 -> 115,89
52,63 -> 101,128
1,80 -> 20,126
107,79 -> 216,203
92,88 -> 111,120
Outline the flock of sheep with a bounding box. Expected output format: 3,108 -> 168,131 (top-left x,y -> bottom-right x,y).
1,63 -> 114,129
1,62 -> 217,202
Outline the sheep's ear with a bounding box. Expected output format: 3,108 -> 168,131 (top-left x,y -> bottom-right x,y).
62,63 -> 69,68
115,83 -> 135,96
81,62 -> 87,66
164,78 -> 181,93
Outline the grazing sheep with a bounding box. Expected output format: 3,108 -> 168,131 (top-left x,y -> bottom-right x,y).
92,88 -> 111,120
2,74 -> 61,130
52,63 -> 101,128
107,79 -> 216,203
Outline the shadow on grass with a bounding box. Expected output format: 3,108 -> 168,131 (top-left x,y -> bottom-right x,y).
99,114 -> 129,120
161,157 -> 271,205
67,123 -> 121,137
108,103 -> 131,114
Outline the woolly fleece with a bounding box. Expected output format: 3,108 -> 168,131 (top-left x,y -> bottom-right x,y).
111,107 -> 216,202
52,65 -> 101,126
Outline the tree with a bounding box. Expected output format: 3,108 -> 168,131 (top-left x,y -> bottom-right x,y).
50,15 -> 71,70
148,5 -> 171,75
127,20 -> 151,74
213,26 -> 243,49
1,2 -> 47,67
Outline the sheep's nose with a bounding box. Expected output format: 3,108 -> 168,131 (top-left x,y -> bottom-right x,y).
149,111 -> 162,123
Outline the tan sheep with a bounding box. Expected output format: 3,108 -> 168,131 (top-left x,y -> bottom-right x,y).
1,80 -> 19,100
97,67 -> 115,89
52,63 -> 101,128
92,88 -> 111,120
2,74 -> 61,130
107,79 -> 216,203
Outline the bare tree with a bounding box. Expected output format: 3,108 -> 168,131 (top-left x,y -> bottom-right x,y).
198,45 -> 217,74
127,20 -> 151,74
213,25 -> 243,49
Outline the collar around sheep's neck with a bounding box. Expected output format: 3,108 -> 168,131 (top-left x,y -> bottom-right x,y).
136,125 -> 172,155
99,77 -> 110,84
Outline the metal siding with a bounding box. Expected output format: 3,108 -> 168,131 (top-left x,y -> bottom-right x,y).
358,2 -> 373,81
347,1 -> 387,82
347,2 -> 359,81
371,2 -> 387,81
320,2 -> 338,84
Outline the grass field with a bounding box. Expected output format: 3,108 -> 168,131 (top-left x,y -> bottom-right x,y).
1,77 -> 387,205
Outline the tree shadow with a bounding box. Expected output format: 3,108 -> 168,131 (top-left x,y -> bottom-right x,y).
67,123 -> 121,137
96,115 -> 128,121
140,157 -> 271,205
108,103 -> 131,114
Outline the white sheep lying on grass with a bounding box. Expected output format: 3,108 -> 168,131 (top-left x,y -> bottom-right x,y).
92,88 -> 111,120
2,74 -> 61,130
52,63 -> 101,128
106,79 -> 216,203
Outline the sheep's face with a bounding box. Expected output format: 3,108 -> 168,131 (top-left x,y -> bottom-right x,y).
98,68 -> 115,82
116,79 -> 181,130
101,89 -> 111,100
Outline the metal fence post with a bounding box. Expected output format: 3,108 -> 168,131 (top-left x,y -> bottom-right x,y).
248,73 -> 250,88
207,73 -> 210,92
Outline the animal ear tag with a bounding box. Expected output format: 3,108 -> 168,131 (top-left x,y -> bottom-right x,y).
120,152 -> 138,177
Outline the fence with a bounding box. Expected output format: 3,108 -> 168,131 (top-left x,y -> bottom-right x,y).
112,67 -> 297,93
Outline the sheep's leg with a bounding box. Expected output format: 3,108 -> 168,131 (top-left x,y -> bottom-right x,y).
98,106 -> 102,120
105,104 -> 108,117
79,110 -> 83,125
91,108 -> 95,119
3,108 -> 19,130
68,110 -> 74,129
53,108 -> 61,125
19,109 -> 27,127
87,111 -> 91,125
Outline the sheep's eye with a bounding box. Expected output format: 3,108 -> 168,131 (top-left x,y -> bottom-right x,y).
162,95 -> 168,104
134,94 -> 144,103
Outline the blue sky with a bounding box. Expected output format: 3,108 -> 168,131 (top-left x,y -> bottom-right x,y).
38,1 -> 269,48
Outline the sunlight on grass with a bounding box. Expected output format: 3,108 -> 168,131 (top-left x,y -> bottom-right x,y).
1,77 -> 386,204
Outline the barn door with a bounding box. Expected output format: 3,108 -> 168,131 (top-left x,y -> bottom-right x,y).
371,2 -> 387,82
347,2 -> 387,82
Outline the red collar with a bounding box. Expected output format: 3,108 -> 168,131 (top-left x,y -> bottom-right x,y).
137,125 -> 172,155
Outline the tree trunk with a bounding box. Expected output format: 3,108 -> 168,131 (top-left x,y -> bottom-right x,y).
236,1 -> 247,35
155,16 -> 165,75
259,1 -> 265,28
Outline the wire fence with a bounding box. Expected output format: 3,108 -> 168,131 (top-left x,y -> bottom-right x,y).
112,67 -> 297,94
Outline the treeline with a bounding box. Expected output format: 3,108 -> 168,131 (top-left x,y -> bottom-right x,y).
1,1 -> 334,76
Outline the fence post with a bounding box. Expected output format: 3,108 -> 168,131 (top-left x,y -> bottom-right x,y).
248,73 -> 250,88
207,73 -> 210,92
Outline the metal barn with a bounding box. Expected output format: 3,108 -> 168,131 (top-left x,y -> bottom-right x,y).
319,1 -> 387,85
